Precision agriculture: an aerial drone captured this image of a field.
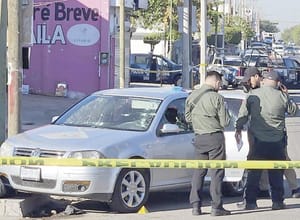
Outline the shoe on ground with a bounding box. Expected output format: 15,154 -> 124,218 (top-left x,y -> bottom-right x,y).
257,190 -> 270,198
237,201 -> 258,210
272,202 -> 286,210
291,187 -> 300,198
192,207 -> 201,215
191,202 -> 201,216
211,207 -> 231,216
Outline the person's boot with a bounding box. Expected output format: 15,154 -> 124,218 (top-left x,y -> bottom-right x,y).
210,207 -> 231,216
272,202 -> 286,210
191,202 -> 201,216
237,200 -> 258,210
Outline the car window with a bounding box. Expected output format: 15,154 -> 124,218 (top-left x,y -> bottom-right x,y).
55,95 -> 161,131
158,98 -> 192,135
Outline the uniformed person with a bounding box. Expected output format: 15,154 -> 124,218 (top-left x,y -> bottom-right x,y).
235,70 -> 299,210
239,67 -> 300,199
185,71 -> 231,216
239,67 -> 270,199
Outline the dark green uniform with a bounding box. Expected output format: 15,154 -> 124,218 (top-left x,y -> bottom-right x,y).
236,86 -> 298,141
185,84 -> 231,134
235,84 -> 299,208
185,84 -> 231,210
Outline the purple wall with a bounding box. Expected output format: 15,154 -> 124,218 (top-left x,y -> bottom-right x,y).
24,0 -> 114,96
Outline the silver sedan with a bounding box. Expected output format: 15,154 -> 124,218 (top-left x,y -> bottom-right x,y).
0,87 -> 248,213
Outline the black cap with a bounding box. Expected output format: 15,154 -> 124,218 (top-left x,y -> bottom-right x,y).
263,70 -> 281,81
241,67 -> 261,83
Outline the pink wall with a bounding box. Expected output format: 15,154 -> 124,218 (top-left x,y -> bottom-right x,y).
24,0 -> 114,96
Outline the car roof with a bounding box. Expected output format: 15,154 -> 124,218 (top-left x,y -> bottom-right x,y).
92,87 -> 246,101
92,87 -> 188,100
219,90 -> 246,100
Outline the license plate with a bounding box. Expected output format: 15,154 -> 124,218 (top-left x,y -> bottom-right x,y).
20,166 -> 41,181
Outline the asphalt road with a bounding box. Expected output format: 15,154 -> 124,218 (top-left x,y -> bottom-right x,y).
3,88 -> 300,219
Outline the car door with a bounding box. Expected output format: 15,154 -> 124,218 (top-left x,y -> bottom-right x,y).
149,98 -> 194,187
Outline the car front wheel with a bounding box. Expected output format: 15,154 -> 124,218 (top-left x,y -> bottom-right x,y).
109,168 -> 150,213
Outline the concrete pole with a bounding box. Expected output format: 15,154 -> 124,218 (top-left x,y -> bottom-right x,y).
182,0 -> 191,89
119,0 -> 125,88
7,0 -> 21,136
221,0 -> 225,56
0,0 -> 7,143
200,0 -> 207,86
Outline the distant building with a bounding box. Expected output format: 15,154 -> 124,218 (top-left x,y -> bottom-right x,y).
22,0 -> 147,97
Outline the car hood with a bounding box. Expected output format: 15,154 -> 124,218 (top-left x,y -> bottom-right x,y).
6,125 -> 146,153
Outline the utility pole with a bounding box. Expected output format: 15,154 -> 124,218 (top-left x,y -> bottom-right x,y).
7,0 -> 21,136
119,0 -> 125,88
0,0 -> 7,143
182,0 -> 192,89
200,0 -> 207,85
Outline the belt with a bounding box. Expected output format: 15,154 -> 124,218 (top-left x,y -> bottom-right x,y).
196,131 -> 223,136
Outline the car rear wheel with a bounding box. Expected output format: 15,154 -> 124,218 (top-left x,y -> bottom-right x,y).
222,171 -> 247,196
109,168 -> 150,213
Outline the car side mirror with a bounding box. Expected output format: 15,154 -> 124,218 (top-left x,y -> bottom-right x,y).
51,116 -> 59,123
160,124 -> 182,134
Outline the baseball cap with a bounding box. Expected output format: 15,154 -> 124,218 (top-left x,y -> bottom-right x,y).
263,70 -> 281,81
241,67 -> 261,83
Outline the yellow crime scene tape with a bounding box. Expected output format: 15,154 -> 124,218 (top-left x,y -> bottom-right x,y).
1,157 -> 300,169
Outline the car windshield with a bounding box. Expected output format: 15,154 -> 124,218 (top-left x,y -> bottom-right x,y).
55,95 -> 161,131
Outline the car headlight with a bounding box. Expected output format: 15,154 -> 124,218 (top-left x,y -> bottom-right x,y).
0,142 -> 14,156
68,150 -> 105,159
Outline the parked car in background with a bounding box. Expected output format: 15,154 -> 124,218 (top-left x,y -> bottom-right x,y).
208,56 -> 244,89
272,44 -> 285,56
129,53 -> 182,85
275,57 -> 300,86
284,46 -> 296,56
0,87 -> 249,213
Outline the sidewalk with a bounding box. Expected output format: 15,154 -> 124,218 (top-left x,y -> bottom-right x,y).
21,94 -> 80,131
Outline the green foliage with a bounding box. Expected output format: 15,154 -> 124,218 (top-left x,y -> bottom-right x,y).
282,25 -> 300,45
133,0 -> 180,31
223,15 -> 254,45
260,20 -> 280,33
224,26 -> 242,44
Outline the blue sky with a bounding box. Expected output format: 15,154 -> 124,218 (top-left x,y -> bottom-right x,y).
253,0 -> 300,32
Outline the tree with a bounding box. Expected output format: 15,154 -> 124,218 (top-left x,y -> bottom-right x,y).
282,25 -> 300,45
260,20 -> 280,33
133,0 -> 180,32
223,15 -> 254,45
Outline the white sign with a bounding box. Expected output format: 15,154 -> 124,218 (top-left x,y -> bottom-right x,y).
67,24 -> 100,46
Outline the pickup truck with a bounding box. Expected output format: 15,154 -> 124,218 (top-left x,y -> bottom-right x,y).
129,53 -> 182,85
273,57 -> 300,86
242,52 -> 300,87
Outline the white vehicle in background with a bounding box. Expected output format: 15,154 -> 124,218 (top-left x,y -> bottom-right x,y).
272,44 -> 285,56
